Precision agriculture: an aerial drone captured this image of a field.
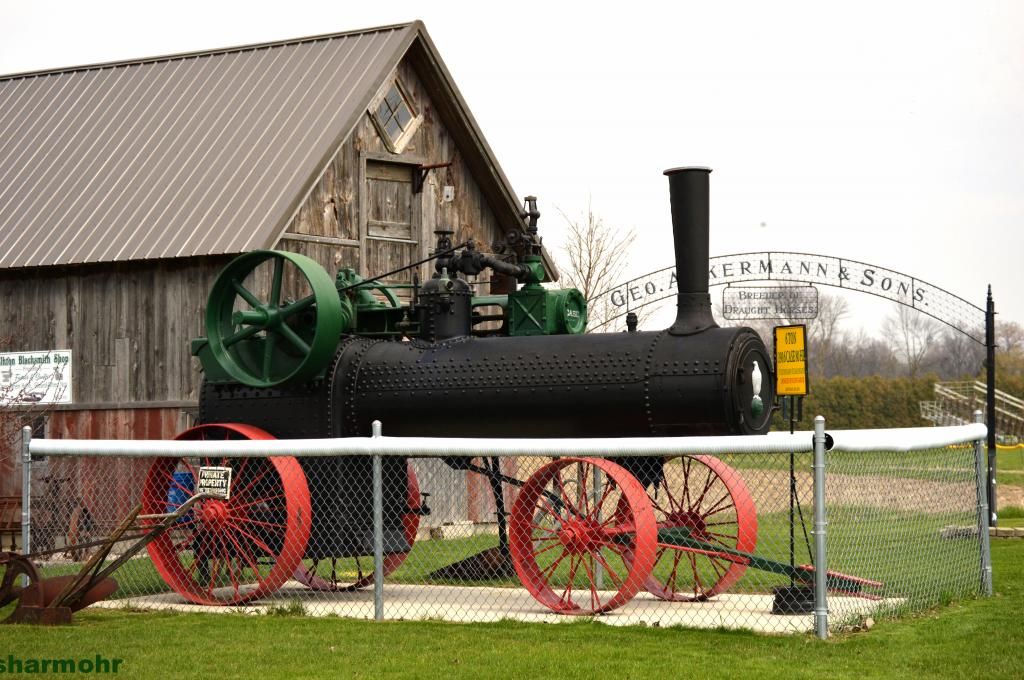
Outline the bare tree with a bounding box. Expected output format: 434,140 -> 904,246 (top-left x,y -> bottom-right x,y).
933,327 -> 985,378
556,202 -> 640,333
996,346 -> 1024,380
997,320 -> 1024,354
883,304 -> 942,377
805,293 -> 849,377
832,330 -> 900,377
995,320 -> 1024,384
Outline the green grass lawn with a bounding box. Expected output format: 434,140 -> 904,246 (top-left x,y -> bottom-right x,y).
3,539 -> 1022,679
999,506 -> 1024,528
998,446 -> 1024,487
998,446 -> 1024,470
997,448 -> 1024,525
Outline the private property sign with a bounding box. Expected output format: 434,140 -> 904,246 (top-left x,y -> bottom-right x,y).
773,326 -> 809,396
722,286 -> 818,320
197,467 -> 233,500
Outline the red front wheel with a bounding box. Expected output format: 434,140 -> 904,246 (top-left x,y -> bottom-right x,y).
142,424 -> 311,605
509,457 -> 656,615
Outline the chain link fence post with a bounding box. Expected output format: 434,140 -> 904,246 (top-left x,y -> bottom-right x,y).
20,425 -> 32,587
812,415 -> 828,639
974,410 -> 993,596
372,420 -> 384,621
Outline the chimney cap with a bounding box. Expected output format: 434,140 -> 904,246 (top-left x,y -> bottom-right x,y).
663,166 -> 712,176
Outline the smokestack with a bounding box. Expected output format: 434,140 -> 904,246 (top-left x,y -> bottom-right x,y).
664,167 -> 717,335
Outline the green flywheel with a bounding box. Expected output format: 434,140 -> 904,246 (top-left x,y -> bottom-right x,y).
205,250 -> 345,387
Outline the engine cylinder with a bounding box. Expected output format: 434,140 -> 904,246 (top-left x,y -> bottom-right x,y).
329,326 -> 773,438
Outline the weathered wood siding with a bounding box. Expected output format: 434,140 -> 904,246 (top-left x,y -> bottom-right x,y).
0,258 -> 229,407
27,409 -> 185,529
280,58 -> 506,283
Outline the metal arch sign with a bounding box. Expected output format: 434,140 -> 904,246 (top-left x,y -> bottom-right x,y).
600,252 -> 986,343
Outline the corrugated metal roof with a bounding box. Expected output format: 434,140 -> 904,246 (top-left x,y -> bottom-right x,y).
0,24 -> 419,269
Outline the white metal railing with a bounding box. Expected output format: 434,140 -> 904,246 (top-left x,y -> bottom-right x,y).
25,423 -> 985,459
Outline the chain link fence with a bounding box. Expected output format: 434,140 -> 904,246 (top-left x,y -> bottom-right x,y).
14,421 -> 989,636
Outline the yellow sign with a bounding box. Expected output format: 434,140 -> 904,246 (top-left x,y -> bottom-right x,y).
774,325 -> 809,396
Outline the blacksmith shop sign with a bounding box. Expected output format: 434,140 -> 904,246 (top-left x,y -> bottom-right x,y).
722,285 -> 818,320
0,350 -> 73,406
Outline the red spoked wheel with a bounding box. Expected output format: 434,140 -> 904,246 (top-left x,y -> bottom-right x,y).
627,455 -> 757,601
293,465 -> 421,591
142,423 -> 311,605
509,457 -> 656,615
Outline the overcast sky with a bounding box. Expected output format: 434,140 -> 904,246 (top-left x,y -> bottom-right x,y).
2,1 -> 1021,331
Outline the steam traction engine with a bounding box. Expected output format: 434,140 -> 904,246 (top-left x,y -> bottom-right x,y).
142,168 -> 868,614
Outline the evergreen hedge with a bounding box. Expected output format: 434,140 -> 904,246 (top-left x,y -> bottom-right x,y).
770,376 -> 936,430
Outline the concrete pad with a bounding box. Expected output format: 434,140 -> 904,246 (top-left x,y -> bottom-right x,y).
94,581 -> 898,634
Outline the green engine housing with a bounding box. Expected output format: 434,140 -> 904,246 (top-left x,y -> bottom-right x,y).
506,284 -> 588,336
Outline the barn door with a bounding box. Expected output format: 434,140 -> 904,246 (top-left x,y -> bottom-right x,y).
364,160 -> 422,295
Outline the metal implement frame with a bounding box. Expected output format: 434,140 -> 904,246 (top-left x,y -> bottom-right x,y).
3,467 -> 220,624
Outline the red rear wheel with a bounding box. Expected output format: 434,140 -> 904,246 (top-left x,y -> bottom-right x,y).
629,455 -> 757,601
142,423 -> 311,605
293,464 -> 421,591
509,457 -> 656,615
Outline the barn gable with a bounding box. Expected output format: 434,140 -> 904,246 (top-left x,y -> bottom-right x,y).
0,21 -> 536,272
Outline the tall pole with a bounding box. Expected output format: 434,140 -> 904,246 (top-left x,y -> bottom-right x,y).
21,426 -> 32,587
974,410 -> 993,596
812,415 -> 829,639
986,286 -> 997,527
372,420 -> 384,621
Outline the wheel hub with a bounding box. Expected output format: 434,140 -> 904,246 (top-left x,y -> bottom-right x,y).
198,500 -> 231,531
665,510 -> 707,540
557,518 -> 602,555
232,305 -> 286,330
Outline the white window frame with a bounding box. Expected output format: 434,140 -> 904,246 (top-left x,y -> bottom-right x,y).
367,78 -> 423,154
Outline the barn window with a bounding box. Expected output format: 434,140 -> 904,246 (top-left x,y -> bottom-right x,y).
369,80 -> 421,153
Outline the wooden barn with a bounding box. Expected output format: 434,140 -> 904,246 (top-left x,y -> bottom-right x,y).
0,22 -> 549,527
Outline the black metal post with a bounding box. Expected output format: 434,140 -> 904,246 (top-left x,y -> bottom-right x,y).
789,450 -> 795,585
986,286 -> 997,526
487,457 -> 510,557
788,397 -> 796,584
